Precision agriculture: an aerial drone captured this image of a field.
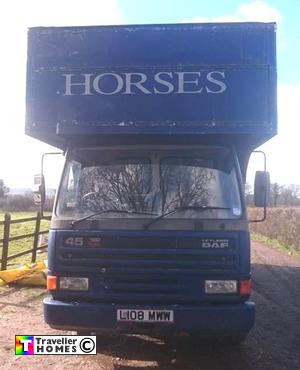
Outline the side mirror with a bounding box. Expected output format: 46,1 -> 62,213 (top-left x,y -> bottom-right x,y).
33,174 -> 46,207
254,171 -> 270,207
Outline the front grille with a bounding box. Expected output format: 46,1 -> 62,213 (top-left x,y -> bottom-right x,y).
103,274 -> 182,295
55,234 -> 239,303
59,249 -> 236,271
58,236 -> 238,272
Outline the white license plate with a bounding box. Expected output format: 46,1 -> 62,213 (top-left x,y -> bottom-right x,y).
117,309 -> 174,323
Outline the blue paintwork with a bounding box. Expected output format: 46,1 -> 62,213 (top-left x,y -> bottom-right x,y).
45,229 -> 255,334
34,23 -> 270,336
48,229 -> 247,276
44,297 -> 255,335
26,23 -> 277,149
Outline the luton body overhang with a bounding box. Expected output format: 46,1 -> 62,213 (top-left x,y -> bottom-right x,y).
26,22 -> 277,151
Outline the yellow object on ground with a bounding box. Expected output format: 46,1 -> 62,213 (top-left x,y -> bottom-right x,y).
0,261 -> 47,287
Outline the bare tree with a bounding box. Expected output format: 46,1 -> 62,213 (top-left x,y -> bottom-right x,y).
245,182 -> 253,206
0,179 -> 9,198
280,184 -> 300,206
160,162 -> 215,212
270,182 -> 283,207
78,163 -> 154,212
269,183 -> 300,207
76,160 -> 216,214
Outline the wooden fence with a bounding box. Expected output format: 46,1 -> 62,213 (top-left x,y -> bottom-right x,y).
0,212 -> 51,270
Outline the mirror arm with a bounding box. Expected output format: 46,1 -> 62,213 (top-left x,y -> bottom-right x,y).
253,150 -> 267,172
40,152 -> 62,217
250,204 -> 267,223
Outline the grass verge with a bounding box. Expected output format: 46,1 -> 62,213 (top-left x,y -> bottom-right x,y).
251,232 -> 300,260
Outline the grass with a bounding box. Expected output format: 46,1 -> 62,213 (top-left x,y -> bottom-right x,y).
0,211 -> 51,269
249,207 -> 300,255
251,232 -> 300,260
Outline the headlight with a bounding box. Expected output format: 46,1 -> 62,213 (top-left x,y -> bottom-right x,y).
205,280 -> 237,294
59,277 -> 89,291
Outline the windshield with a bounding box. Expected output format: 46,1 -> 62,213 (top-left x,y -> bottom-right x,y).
56,146 -> 242,221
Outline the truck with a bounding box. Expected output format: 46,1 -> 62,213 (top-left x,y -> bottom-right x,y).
26,22 -> 277,343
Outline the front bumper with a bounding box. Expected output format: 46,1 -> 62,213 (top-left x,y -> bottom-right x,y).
44,297 -> 255,336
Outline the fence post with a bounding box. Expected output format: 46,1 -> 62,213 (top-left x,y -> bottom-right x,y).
31,212 -> 41,263
1,213 -> 11,271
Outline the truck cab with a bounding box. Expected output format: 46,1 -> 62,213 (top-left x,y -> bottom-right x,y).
25,22 -> 277,341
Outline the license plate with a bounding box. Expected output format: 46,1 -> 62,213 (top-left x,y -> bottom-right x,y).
117,309 -> 174,323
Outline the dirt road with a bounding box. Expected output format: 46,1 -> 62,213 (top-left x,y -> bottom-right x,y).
0,240 -> 300,370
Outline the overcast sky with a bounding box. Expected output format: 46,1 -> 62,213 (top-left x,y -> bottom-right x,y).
0,0 -> 299,189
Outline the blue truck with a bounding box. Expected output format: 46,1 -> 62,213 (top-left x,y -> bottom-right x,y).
26,22 -> 277,342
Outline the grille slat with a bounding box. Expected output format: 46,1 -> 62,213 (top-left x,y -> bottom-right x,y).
59,257 -> 236,270
59,245 -> 237,270
56,235 -> 239,303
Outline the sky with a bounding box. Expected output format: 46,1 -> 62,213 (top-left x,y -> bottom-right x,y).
0,0 -> 299,189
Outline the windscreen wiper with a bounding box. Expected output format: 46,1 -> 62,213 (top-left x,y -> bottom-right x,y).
143,205 -> 231,230
72,209 -> 158,228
